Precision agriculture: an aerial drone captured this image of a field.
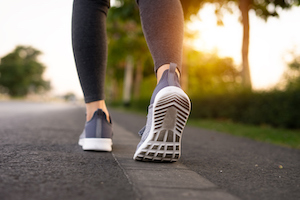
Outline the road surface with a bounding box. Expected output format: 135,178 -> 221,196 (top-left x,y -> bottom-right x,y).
0,101 -> 299,200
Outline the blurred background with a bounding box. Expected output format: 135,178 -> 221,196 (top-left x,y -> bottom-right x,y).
0,0 -> 300,130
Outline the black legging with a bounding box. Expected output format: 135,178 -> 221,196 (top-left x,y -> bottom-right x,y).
72,0 -> 184,103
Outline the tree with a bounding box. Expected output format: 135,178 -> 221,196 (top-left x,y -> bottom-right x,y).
181,0 -> 300,89
106,0 -> 152,102
0,46 -> 50,97
186,48 -> 242,96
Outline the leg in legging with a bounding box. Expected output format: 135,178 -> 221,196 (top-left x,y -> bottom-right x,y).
137,0 -> 184,83
72,0 -> 110,121
133,0 -> 190,161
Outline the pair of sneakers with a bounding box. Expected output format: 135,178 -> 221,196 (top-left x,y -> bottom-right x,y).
78,63 -> 191,162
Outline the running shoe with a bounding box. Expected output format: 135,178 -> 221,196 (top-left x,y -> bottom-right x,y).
78,109 -> 113,151
133,63 -> 191,162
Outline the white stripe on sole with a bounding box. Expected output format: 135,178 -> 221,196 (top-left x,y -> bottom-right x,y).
79,138 -> 112,152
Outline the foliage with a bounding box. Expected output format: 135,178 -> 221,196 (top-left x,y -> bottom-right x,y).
181,0 -> 204,20
284,54 -> 300,91
129,64 -> 300,129
107,0 -> 152,76
180,0 -> 300,89
130,49 -> 300,130
0,46 -> 50,97
122,48 -> 245,116
190,89 -> 300,129
106,0 -> 153,100
185,48 -> 242,97
180,0 -> 300,22
107,0 -> 300,132
63,92 -> 76,101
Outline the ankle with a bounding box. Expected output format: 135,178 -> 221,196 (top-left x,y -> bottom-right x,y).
156,64 -> 180,84
86,100 -> 109,122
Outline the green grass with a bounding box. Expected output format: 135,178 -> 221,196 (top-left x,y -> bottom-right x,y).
188,119 -> 300,149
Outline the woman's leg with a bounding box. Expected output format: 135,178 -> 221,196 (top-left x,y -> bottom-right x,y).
134,0 -> 191,161
137,0 -> 184,77
72,0 -> 110,121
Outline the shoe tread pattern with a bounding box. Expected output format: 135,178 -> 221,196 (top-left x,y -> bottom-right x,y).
135,91 -> 190,162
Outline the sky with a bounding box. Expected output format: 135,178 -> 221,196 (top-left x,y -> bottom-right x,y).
0,0 -> 300,98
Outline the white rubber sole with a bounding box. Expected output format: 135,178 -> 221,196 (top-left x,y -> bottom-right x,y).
133,86 -> 191,162
79,138 -> 112,152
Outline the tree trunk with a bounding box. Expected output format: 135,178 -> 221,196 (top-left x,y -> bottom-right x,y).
133,59 -> 143,100
123,56 -> 133,106
239,0 -> 252,90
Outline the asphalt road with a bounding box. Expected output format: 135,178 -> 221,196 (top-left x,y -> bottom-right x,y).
0,101 -> 299,200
